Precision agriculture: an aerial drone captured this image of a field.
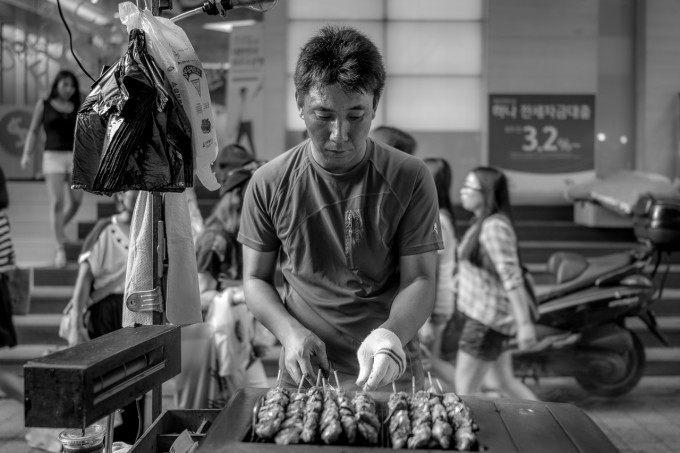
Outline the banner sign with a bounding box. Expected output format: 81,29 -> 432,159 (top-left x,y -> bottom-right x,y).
488,94 -> 595,174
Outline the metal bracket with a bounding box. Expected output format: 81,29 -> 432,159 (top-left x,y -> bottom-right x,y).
126,287 -> 164,313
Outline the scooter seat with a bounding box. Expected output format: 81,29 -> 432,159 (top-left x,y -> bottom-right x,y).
535,251 -> 633,303
547,252 -> 589,284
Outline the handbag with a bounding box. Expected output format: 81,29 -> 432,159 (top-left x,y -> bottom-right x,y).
8,267 -> 31,316
58,278 -> 124,342
479,214 -> 540,322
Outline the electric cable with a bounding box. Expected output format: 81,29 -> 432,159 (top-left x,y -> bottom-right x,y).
56,0 -> 96,83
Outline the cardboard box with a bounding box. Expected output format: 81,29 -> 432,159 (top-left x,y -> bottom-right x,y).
574,200 -> 632,228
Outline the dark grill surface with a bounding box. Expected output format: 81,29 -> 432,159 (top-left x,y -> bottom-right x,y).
195,387 -> 619,453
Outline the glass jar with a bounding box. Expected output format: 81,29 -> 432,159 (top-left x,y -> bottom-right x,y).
58,424 -> 105,453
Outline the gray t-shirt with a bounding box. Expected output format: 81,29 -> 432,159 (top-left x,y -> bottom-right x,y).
238,138 -> 443,374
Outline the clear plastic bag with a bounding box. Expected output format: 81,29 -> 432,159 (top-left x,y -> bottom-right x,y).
119,1 -> 220,191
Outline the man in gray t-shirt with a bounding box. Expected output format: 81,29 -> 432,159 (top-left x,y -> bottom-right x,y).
238,25 -> 442,392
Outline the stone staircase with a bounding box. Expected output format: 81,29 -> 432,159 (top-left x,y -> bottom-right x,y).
3,181 -> 680,378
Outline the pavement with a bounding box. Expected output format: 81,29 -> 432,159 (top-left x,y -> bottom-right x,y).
1,376 -> 679,452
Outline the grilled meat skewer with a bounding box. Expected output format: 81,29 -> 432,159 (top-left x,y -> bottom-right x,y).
254,386 -> 290,440
429,393 -> 452,449
443,393 -> 478,451
301,384 -> 324,443
407,390 -> 432,449
352,391 -> 380,445
387,390 -> 411,449
320,385 -> 343,444
336,386 -> 358,444
274,386 -> 307,445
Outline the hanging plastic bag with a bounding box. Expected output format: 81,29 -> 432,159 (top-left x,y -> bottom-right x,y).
73,28 -> 193,195
119,1 -> 220,192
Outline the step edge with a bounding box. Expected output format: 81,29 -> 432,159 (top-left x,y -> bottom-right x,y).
30,286 -> 74,297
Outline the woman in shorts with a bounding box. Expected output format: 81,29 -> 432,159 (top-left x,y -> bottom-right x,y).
21,70 -> 82,268
454,166 -> 538,400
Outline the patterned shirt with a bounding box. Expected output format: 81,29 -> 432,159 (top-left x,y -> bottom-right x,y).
0,167 -> 15,274
456,214 -> 524,335
0,211 -> 15,274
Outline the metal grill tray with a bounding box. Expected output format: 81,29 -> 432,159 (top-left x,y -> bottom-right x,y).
195,388 -> 619,452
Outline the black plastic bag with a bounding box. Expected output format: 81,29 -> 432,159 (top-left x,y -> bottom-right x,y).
72,28 -> 192,195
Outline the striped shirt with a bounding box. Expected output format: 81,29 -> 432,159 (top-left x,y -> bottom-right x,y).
0,210 -> 16,274
456,214 -> 523,335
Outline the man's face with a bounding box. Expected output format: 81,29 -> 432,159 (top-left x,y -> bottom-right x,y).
299,83 -> 376,173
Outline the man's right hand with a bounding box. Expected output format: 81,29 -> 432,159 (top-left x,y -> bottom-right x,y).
282,327 -> 330,386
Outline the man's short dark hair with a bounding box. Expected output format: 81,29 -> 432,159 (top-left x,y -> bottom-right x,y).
294,25 -> 385,109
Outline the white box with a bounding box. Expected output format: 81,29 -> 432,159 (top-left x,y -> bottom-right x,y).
573,200 -> 632,228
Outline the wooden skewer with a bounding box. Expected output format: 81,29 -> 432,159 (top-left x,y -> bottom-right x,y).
315,368 -> 322,387
297,375 -> 305,393
436,378 -> 445,394
428,372 -> 434,391
392,381 -> 397,393
333,370 -> 341,389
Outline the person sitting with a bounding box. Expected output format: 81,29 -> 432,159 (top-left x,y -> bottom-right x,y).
174,144 -> 271,409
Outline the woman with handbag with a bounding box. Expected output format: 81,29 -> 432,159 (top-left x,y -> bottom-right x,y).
174,144 -> 271,410
21,70 -> 83,268
454,166 -> 538,400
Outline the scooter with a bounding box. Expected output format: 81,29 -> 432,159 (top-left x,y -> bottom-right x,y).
513,196 -> 678,397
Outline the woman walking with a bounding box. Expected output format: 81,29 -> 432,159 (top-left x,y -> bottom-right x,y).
21,70 -> 82,268
454,166 -> 538,400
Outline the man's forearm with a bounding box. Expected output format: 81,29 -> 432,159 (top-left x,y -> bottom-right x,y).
382,276 -> 435,345
244,278 -> 302,345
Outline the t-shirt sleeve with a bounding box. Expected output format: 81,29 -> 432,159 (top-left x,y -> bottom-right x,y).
238,169 -> 280,252
397,163 -> 444,256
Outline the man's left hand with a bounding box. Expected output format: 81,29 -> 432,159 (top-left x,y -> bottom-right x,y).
356,328 -> 406,391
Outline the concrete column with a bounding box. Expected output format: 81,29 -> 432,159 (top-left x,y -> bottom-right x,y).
261,1 -> 287,161
635,0 -> 680,179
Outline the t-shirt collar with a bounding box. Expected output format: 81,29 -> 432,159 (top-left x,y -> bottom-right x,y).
306,139 -> 373,181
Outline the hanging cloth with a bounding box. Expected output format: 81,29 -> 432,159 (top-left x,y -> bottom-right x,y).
123,191 -> 202,326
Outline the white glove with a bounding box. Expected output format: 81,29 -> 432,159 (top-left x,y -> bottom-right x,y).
356,328 -> 406,391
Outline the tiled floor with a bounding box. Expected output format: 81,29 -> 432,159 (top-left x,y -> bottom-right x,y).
1,376 -> 679,452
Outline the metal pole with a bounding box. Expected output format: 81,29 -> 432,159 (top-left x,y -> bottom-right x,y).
149,0 -> 166,426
